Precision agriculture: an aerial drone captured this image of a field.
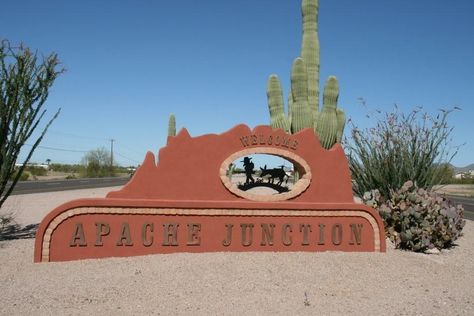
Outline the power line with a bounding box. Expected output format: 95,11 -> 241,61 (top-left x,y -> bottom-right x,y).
114,141 -> 143,157
24,144 -> 89,153
115,152 -> 141,164
48,130 -> 109,141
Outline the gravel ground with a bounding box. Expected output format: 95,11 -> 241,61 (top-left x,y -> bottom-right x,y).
1,188 -> 473,315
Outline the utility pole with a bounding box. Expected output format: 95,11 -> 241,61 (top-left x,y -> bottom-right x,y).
109,139 -> 115,170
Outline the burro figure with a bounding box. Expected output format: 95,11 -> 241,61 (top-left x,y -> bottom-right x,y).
260,165 -> 289,186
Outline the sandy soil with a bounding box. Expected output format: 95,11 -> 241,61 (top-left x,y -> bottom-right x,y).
1,188 -> 473,315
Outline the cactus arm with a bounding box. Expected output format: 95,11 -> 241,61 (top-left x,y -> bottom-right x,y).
336,108 -> 346,143
315,76 -> 338,149
290,58 -> 313,133
301,0 -> 320,116
168,113 -> 176,137
288,86 -> 293,129
267,75 -> 290,132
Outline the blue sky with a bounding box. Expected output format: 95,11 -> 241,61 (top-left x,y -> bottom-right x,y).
2,0 -> 473,167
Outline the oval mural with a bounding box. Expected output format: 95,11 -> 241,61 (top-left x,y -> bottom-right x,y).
220,147 -> 311,201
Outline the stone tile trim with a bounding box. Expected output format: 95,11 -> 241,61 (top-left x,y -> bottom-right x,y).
40,207 -> 381,261
219,147 -> 312,201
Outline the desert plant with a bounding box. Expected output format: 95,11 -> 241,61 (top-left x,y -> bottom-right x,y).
363,181 -> 465,252
266,0 -> 345,149
227,163 -> 236,180
346,106 -> 459,198
0,39 -> 62,208
10,169 -> 29,181
168,113 -> 176,137
81,147 -> 114,178
50,163 -> 83,173
25,165 -> 47,176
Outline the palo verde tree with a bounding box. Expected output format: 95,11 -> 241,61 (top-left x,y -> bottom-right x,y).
0,39 -> 63,208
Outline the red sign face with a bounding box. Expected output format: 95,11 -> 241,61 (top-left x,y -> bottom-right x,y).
35,125 -> 386,262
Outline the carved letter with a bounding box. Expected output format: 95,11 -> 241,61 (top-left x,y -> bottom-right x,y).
251,135 -> 258,145
267,136 -> 273,145
332,224 -> 343,246
240,136 -> 250,147
162,223 -> 179,246
187,223 -> 201,246
282,224 -> 292,246
222,224 -> 234,247
70,223 -> 87,247
275,135 -> 280,146
318,224 -> 325,245
299,224 -> 312,246
116,223 -> 133,246
142,223 -> 154,247
291,140 -> 299,150
260,223 -> 275,246
241,224 -> 254,247
95,222 -> 110,246
349,224 -> 363,245
281,137 -> 290,148
259,134 -> 266,145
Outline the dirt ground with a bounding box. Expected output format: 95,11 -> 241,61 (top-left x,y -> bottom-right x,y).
1,188 -> 473,315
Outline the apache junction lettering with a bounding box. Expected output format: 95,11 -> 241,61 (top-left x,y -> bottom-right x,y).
69,221 -> 365,249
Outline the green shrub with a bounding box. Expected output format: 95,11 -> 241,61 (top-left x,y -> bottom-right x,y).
25,166 -> 47,176
50,163 -> 84,173
363,181 -> 466,252
346,106 -> 459,198
10,169 -> 29,181
81,148 -> 115,178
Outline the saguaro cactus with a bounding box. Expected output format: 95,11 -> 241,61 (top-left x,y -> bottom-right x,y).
267,75 -> 290,133
168,113 -> 176,137
290,58 -> 313,133
301,0 -> 320,118
316,76 -> 339,149
266,0 -> 345,149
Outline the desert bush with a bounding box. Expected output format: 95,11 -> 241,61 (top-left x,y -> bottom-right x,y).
25,166 -> 47,176
449,176 -> 474,185
81,147 -> 114,178
363,181 -> 465,252
50,163 -> 83,173
0,39 -> 62,208
346,105 -> 459,198
10,169 -> 29,181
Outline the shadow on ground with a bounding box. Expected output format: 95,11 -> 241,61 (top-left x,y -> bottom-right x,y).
0,223 -> 38,241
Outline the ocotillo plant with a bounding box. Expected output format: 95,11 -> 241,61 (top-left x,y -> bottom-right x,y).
266,0 -> 345,149
168,113 -> 176,137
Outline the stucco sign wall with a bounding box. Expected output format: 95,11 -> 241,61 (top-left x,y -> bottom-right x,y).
35,125 -> 386,262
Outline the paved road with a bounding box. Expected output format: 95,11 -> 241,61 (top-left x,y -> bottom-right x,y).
448,196 -> 474,221
9,177 -> 130,195
7,179 -> 474,221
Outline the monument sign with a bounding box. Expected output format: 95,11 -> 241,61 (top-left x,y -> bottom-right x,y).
34,125 -> 385,262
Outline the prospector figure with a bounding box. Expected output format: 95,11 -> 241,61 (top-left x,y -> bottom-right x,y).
241,156 -> 255,184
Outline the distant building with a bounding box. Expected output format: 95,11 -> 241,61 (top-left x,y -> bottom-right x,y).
15,163 -> 49,169
454,169 -> 474,179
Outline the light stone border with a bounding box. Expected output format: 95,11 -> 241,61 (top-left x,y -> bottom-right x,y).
219,147 -> 311,201
40,207 -> 381,261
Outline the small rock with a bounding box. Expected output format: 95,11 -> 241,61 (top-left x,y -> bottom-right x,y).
425,248 -> 441,255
